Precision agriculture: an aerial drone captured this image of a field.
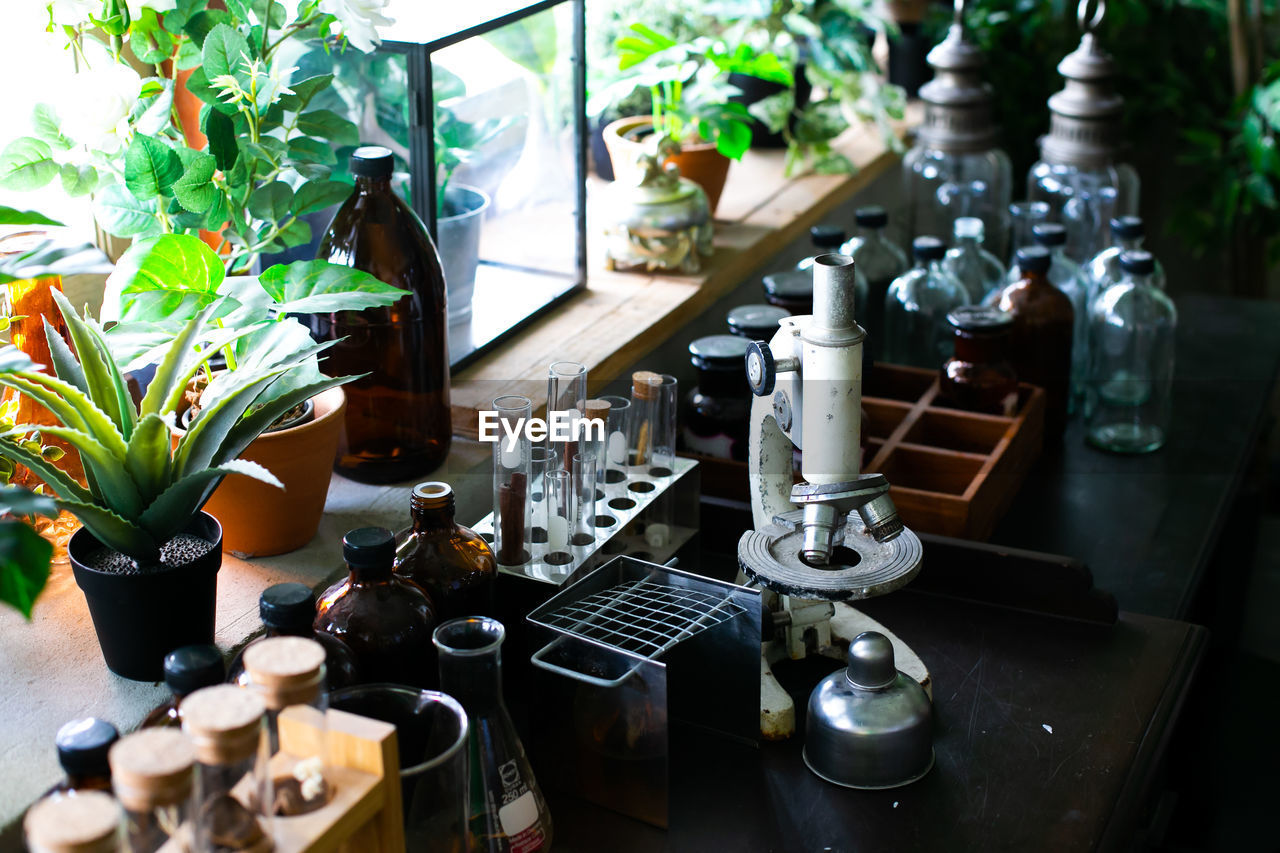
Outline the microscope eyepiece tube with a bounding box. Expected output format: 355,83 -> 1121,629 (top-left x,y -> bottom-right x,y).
811,253 -> 858,335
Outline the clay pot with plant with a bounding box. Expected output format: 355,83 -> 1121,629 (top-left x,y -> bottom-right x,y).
101,234 -> 408,559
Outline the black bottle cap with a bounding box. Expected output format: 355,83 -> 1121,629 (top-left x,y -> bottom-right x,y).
1016,245 -> 1052,274
912,236 -> 945,261
350,146 -> 394,178
344,527 -> 396,569
163,644 -> 225,697
855,206 -> 888,229
690,334 -> 750,371
259,582 -> 316,634
762,269 -> 812,299
1110,216 -> 1144,239
1031,222 -> 1067,247
810,224 -> 846,249
55,717 -> 118,777
1119,250 -> 1155,275
947,305 -> 1013,333
727,304 -> 789,339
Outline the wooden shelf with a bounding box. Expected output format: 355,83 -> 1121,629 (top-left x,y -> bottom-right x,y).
449,105 -> 920,437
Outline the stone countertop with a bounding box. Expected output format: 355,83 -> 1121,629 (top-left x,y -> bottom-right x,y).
0,438 -> 493,836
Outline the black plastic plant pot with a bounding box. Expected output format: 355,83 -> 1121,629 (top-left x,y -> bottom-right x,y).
69,512 -> 222,682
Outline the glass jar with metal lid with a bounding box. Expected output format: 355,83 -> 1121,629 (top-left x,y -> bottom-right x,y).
681,335 -> 752,461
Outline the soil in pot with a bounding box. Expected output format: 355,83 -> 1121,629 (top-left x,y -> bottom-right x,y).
85,533 -> 216,574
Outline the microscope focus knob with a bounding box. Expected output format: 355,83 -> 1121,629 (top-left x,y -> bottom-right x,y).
746,341 -> 778,396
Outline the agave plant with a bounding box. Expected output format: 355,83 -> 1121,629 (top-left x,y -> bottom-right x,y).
0,289 -> 350,563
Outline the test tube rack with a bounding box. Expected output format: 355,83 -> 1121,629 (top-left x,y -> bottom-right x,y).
472,457 -> 700,586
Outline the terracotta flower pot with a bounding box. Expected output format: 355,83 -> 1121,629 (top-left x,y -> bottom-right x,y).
174,386 -> 347,558
603,116 -> 732,215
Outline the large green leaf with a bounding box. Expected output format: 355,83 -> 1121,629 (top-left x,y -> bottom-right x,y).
257,260 -> 408,313
0,486 -> 59,519
248,181 -> 293,222
32,105 -> 73,151
201,23 -> 252,81
41,317 -> 88,397
125,134 -> 183,199
215,373 -> 352,467
94,185 -> 160,237
0,519 -> 52,620
101,234 -> 225,324
53,495 -> 157,561
0,363 -> 129,461
172,368 -> 288,479
139,302 -> 221,416
278,74 -> 334,112
0,138 -> 57,191
50,290 -> 136,442
139,458 -> 281,543
0,206 -> 62,227
0,433 -> 94,506
291,179 -> 351,216
0,238 -> 112,286
125,413 -> 174,504
296,110 -> 360,147
171,152 -> 218,214
3,425 -> 142,520
60,163 -> 100,197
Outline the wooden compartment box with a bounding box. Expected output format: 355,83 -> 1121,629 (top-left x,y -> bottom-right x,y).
687,363 -> 1045,541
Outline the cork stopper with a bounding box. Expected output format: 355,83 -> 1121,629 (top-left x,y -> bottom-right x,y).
181,685 -> 266,766
583,399 -> 610,425
24,791 -> 119,853
631,371 -> 662,401
242,636 -> 326,711
109,728 -> 196,812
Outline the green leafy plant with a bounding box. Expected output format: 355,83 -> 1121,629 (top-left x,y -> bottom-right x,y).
432,68 -> 515,216
0,0 -> 393,271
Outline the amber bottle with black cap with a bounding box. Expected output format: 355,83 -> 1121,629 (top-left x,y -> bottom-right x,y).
313,145 -> 452,483
42,718 -> 119,798
227,582 -> 360,690
394,482 -> 497,622
141,644 -> 225,729
315,527 -> 439,688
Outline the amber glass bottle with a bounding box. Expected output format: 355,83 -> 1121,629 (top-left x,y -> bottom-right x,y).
227,582 -> 361,690
939,306 -> 1019,416
315,527 -> 439,689
141,644 -> 226,729
313,146 -> 452,483
993,246 -> 1074,436
42,717 -> 118,798
394,482 -> 497,621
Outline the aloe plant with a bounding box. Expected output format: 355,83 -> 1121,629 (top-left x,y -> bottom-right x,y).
0,289 -> 351,563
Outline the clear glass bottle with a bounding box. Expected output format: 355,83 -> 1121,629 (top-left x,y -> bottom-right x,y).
940,306 -> 1019,416
312,145 -> 452,484
110,728 -> 197,853
1085,251 -> 1176,453
943,217 -> 1005,304
884,236 -> 970,369
681,334 -> 751,462
25,789 -> 120,853
142,644 -> 226,730
43,718 -> 119,800
1006,201 -> 1050,271
763,225 -> 867,318
315,527 -> 439,689
841,206 -> 910,362
395,481 -> 497,621
242,636 -> 331,818
993,246 -> 1075,437
1084,215 -> 1166,305
1025,222 -> 1089,408
181,685 -> 272,852
228,583 -> 361,691
434,617 -> 552,853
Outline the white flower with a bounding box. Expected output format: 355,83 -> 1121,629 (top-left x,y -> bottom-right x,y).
319,0 -> 394,53
48,0 -> 99,27
125,0 -> 176,18
56,53 -> 140,154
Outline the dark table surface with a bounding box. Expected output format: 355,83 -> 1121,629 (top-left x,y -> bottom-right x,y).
990,292 -> 1280,619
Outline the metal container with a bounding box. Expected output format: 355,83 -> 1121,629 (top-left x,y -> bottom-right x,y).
803,631 -> 934,789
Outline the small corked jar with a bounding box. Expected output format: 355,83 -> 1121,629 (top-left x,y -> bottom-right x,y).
24,790 -> 120,853
109,727 -> 197,852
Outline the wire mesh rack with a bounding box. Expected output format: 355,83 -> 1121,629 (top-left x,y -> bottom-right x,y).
536,578 -> 745,660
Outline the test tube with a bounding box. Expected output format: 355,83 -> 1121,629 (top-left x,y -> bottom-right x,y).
580,399 -> 609,490
629,371 -> 662,468
528,446 -> 557,544
492,395 -> 531,566
544,468 -> 574,553
546,361 -> 588,470
570,451 -> 598,545
631,372 -> 678,476
599,395 -> 631,484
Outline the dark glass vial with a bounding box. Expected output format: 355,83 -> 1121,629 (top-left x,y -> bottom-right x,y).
939,306 -> 1019,416
43,717 -> 119,798
313,145 -> 452,483
680,335 -> 751,461
227,583 -> 360,690
394,481 -> 497,622
141,644 -> 225,729
315,527 -> 439,689
993,246 -> 1074,437
726,304 -> 789,341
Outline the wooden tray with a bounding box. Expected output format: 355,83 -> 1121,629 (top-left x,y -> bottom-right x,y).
686,363 -> 1045,540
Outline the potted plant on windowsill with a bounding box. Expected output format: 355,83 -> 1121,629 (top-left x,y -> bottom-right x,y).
600,25 -> 787,213
0,289 -> 355,680
101,233 -> 407,559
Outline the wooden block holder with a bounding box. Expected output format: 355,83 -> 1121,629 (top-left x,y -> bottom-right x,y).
691,363 -> 1046,541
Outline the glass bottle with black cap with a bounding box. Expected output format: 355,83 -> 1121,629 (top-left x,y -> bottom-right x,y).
315,527 -> 439,689
883,236 -> 970,369
763,225 -> 868,318
226,582 -> 360,690
681,334 -> 752,461
41,717 -> 119,798
312,145 -> 452,484
841,206 -> 909,361
992,245 -> 1074,437
726,304 -> 789,342
1084,216 -> 1166,304
141,644 -> 226,729
1018,222 -> 1088,407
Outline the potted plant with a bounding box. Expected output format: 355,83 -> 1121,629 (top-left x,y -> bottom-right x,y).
0,287 -> 354,679
600,25 -> 785,213
101,233 -> 406,558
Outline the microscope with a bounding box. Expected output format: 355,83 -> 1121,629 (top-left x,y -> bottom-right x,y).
738,253 -> 927,739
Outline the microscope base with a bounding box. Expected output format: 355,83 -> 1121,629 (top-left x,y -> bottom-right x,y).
759,602 -> 931,740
